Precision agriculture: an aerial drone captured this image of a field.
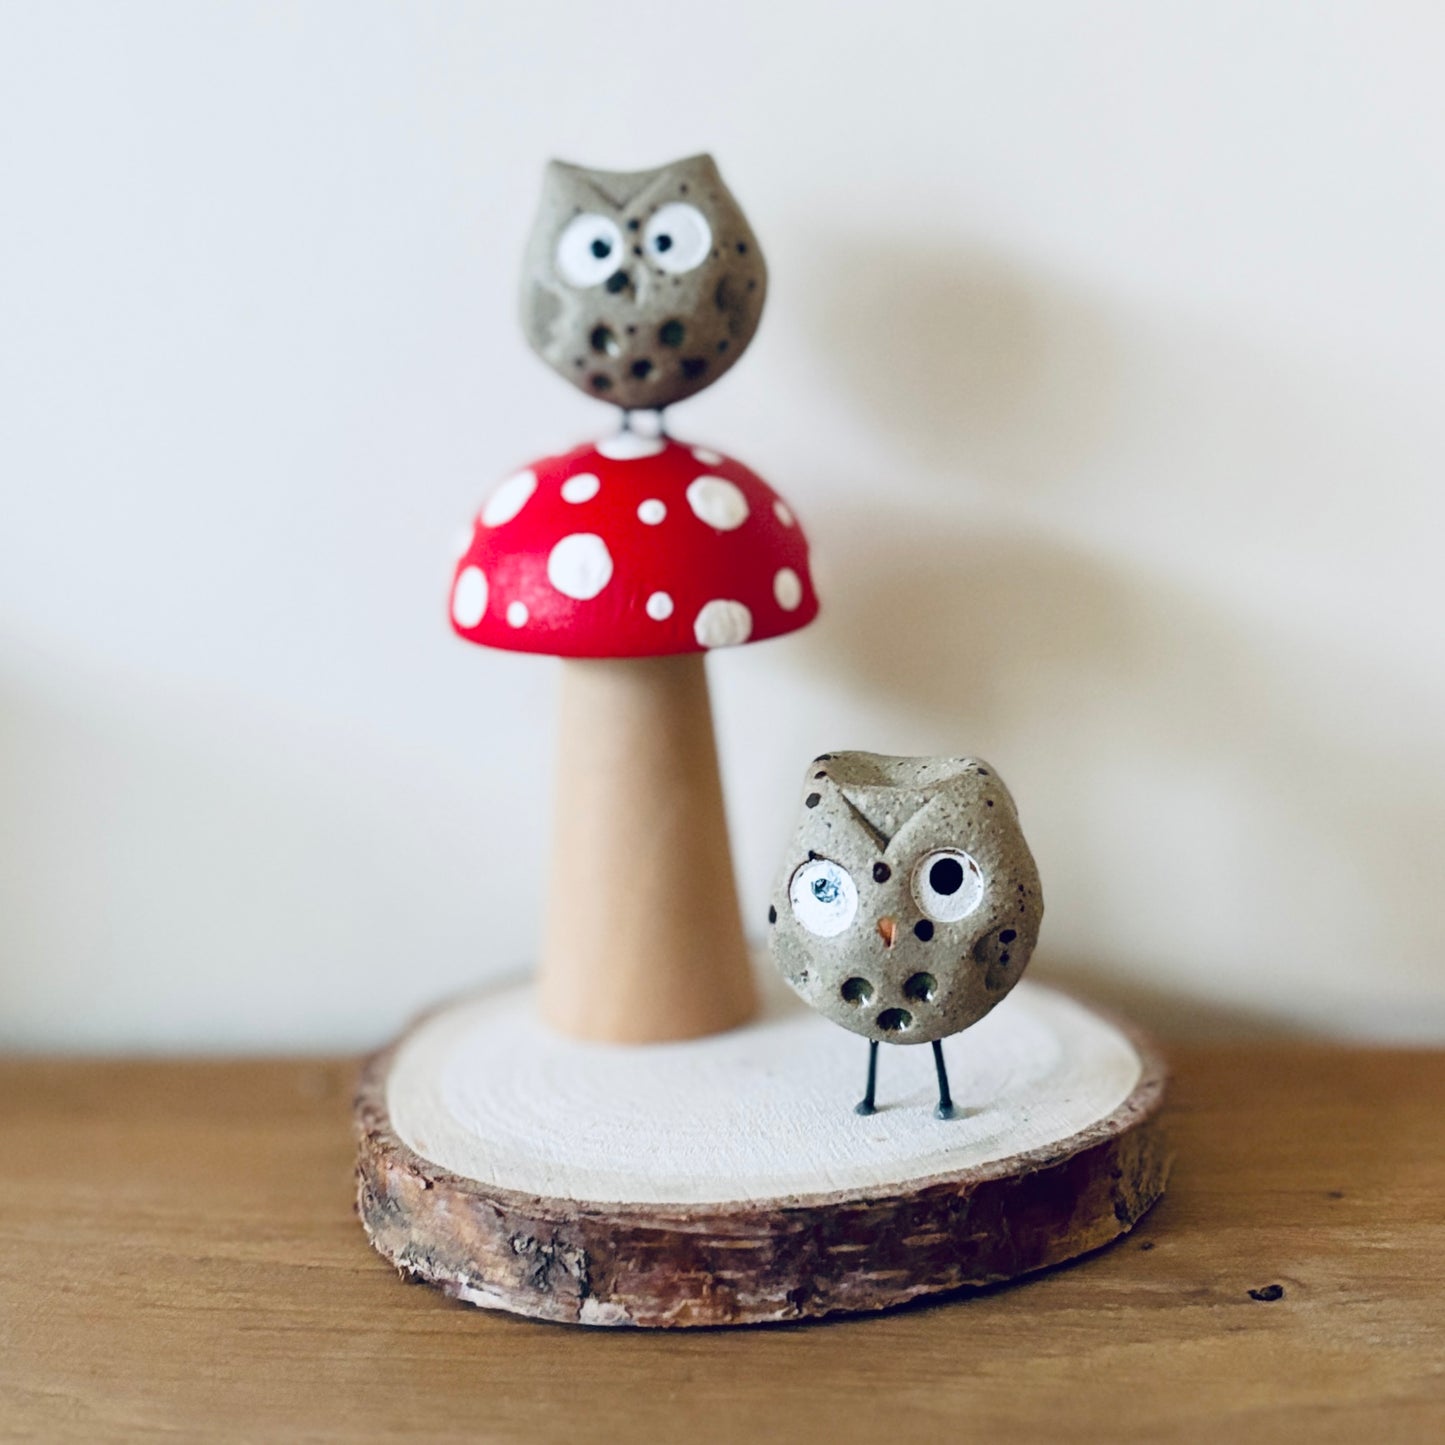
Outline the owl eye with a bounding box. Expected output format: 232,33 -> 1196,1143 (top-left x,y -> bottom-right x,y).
788,858 -> 858,938
555,213 -> 624,287
912,849 -> 985,923
643,203 -> 712,275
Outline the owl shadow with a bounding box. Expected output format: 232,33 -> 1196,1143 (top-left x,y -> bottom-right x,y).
798,237 -> 1119,485
788,514 -> 1445,1039
788,240 -> 1441,1038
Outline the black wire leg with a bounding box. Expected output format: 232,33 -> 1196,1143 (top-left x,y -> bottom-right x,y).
855,1040 -> 879,1115
932,1039 -> 956,1119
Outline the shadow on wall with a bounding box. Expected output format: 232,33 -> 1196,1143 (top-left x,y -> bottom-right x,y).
796,519 -> 1445,1037
789,240 -> 1445,1040
803,237 -> 1122,485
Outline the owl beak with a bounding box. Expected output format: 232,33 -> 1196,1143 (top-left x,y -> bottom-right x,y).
876,916 -> 898,949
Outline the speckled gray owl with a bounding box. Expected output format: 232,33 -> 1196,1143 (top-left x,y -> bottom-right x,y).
520,154 -> 767,413
768,752 -> 1044,1117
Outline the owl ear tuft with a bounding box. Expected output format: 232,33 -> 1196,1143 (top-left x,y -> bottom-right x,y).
669,152 -> 722,185
545,157 -> 596,180
541,158 -> 586,195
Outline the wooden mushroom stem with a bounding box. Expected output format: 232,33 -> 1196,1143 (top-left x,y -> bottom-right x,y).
539,654 -> 758,1043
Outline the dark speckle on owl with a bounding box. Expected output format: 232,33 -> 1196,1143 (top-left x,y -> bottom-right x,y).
520,154 -> 767,413
768,752 -> 1044,1117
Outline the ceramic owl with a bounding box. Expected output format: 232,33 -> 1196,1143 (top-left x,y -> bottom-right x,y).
520,153 -> 767,413
768,752 -> 1044,1116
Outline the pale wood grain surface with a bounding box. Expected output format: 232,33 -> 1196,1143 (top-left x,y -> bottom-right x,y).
381,980 -> 1151,1202
1,1045 -> 1441,1442
359,981 -> 1167,1326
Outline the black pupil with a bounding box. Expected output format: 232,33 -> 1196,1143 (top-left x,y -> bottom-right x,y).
929,857 -> 965,896
654,233 -> 673,252
590,237 -> 612,259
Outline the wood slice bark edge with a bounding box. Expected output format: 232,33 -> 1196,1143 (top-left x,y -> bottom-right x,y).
354,1008 -> 1171,1328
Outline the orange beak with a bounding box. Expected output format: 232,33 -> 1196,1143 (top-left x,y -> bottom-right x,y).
876,916 -> 898,949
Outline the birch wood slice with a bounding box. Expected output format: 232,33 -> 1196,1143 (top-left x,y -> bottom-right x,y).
355,974 -> 1170,1328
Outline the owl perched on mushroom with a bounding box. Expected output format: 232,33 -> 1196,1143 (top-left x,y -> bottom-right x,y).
520,153 -> 767,414
769,752 -> 1044,1117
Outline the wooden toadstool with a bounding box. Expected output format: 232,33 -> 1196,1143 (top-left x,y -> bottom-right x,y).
452,431 -> 818,1042
356,153 -> 1171,1328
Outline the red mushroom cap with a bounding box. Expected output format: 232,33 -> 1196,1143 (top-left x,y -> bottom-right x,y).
450,433 -> 819,658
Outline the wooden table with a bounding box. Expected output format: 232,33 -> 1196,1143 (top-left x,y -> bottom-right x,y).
1,1045 -> 1440,1441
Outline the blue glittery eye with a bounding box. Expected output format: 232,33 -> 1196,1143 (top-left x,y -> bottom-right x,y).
790,859 -> 858,938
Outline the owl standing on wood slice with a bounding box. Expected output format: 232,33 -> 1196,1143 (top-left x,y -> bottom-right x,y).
768,752 -> 1044,1117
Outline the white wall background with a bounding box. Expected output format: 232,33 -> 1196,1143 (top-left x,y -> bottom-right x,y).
2,1 -> 1442,1049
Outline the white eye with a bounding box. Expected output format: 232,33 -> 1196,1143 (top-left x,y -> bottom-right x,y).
912,849 -> 985,923
789,858 -> 858,938
555,213 -> 624,287
643,202 -> 711,274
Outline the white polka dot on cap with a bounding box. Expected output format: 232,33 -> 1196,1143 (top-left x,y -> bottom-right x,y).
645,591 -> 674,621
560,472 -> 600,503
452,566 -> 488,627
686,476 -> 749,532
506,600 -> 529,628
637,498 -> 666,525
481,470 -> 537,527
546,533 -> 613,601
694,598 -> 752,649
596,433 -> 665,461
774,567 -> 803,611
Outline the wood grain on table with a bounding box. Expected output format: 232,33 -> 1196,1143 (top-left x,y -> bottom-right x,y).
0,1045 -> 1440,1442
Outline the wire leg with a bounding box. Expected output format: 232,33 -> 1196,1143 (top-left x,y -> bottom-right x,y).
932,1040 -> 956,1120
855,1040 -> 879,1115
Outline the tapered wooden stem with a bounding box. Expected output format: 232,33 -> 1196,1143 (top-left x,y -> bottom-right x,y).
538,654 -> 758,1042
